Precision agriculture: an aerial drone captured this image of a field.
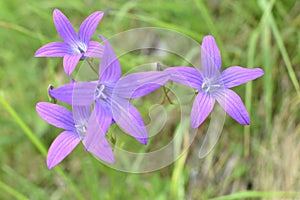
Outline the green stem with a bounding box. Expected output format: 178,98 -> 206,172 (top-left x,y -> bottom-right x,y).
0,180 -> 29,200
86,58 -> 99,75
244,30 -> 259,157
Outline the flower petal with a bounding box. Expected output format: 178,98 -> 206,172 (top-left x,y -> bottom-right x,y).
221,66 -> 264,88
99,36 -> 121,82
85,41 -> 104,58
78,11 -> 104,44
113,71 -> 170,98
63,54 -> 82,76
191,92 -> 215,128
72,82 -> 98,105
201,35 -> 222,77
94,102 -> 113,134
48,83 -> 73,105
72,105 -> 91,126
34,42 -> 70,57
166,66 -> 202,89
216,89 -> 250,125
82,109 -> 114,163
36,102 -> 74,130
53,9 -> 78,45
49,82 -> 97,105
47,131 -> 80,169
112,97 -> 148,144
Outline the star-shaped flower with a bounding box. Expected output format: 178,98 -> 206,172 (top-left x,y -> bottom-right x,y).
49,36 -> 170,144
36,102 -> 114,169
167,35 -> 264,128
35,9 -> 104,75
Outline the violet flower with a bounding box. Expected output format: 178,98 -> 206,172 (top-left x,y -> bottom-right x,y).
49,36 -> 170,145
167,35 -> 264,128
35,9 -> 104,75
36,102 -> 114,169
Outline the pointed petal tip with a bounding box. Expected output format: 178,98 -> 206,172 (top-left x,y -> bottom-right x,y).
98,35 -> 107,42
240,118 -> 250,126
47,155 -> 57,169
191,121 -> 200,129
47,161 -> 55,170
53,8 -> 61,16
137,137 -> 148,145
203,35 -> 215,40
257,68 -> 264,76
94,11 -> 104,18
106,156 -> 115,164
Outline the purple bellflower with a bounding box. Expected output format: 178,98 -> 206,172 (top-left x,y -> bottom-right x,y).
35,9 -> 104,75
49,36 -> 170,145
36,102 -> 114,169
167,35 -> 264,128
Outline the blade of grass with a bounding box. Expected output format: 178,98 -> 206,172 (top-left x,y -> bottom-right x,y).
261,0 -> 273,138
209,190 -> 300,200
170,119 -> 189,200
0,180 -> 29,200
0,92 -> 47,156
3,166 -> 49,199
259,0 -> 300,97
0,92 -> 84,200
193,0 -> 228,64
0,21 -> 47,42
112,11 -> 202,41
244,29 -> 260,157
80,153 -> 100,199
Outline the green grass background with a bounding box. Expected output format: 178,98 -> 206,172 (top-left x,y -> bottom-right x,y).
1,0 -> 300,199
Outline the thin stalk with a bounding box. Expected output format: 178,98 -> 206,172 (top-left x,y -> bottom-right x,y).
244,30 -> 259,157
0,180 -> 29,200
86,58 -> 99,76
194,0 -> 228,64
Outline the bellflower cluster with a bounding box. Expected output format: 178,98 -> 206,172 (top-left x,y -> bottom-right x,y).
35,9 -> 264,169
49,36 -> 170,145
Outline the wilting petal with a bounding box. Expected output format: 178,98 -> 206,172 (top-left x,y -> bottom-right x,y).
47,131 -> 81,169
85,41 -> 104,58
216,89 -> 250,125
112,97 -> 148,144
63,54 -> 82,75
53,9 -> 77,45
98,36 -> 121,82
78,11 -> 104,44
201,35 -> 222,77
191,92 -> 215,128
113,71 -> 170,98
34,42 -> 70,57
221,66 -> 264,88
82,110 -> 114,163
166,67 -> 202,89
36,102 -> 75,130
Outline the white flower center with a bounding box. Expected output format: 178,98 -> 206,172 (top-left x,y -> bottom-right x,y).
75,119 -> 88,138
71,41 -> 87,55
201,77 -> 222,94
95,84 -> 108,100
